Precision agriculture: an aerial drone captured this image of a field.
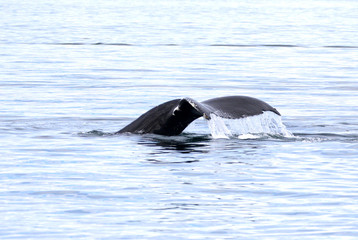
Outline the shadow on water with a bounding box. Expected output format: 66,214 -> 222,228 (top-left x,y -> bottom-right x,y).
78,130 -> 213,152
138,133 -> 212,154
78,129 -> 357,158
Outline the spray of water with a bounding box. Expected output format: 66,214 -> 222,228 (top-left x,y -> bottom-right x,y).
207,111 -> 293,139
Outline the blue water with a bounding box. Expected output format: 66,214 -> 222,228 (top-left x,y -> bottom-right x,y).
1,0 -> 358,239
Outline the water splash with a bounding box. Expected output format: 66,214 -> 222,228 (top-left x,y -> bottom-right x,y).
78,130 -> 114,137
207,112 -> 293,139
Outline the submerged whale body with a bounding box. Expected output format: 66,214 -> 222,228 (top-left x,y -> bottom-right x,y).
117,96 -> 280,136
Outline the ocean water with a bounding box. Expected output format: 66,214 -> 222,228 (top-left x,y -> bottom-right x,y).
1,0 -> 358,239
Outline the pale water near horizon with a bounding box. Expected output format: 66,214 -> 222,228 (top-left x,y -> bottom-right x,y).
1,0 -> 358,239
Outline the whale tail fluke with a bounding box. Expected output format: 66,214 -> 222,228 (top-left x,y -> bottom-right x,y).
117,96 -> 280,136
116,98 -> 203,136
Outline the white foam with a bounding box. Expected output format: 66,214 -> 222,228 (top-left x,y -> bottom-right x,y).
207,111 -> 293,139
238,134 -> 261,139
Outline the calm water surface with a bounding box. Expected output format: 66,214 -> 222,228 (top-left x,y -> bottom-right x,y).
1,0 -> 358,239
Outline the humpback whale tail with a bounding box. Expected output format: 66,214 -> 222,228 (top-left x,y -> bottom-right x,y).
117,96 -> 280,136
